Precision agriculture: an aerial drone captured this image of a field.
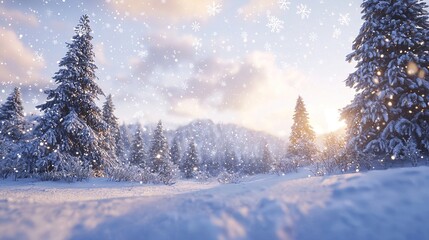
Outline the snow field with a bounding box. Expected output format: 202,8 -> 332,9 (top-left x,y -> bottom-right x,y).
1,167 -> 428,240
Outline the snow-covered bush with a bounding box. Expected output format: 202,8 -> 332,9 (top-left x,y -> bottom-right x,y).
106,164 -> 158,183
217,171 -> 242,184
311,133 -> 347,176
194,170 -> 210,182
38,158 -> 92,182
274,158 -> 298,175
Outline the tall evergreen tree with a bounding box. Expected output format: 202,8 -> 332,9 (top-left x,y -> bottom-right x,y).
148,120 -> 174,184
222,145 -> 239,174
119,123 -> 131,161
33,15 -> 107,178
181,140 -> 199,179
129,125 -> 146,168
102,94 -> 124,160
0,88 -> 26,178
341,0 -> 429,162
170,135 -> 181,166
288,96 -> 317,164
261,143 -> 274,173
0,88 -> 25,141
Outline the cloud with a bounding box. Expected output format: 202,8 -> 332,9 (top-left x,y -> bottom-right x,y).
165,51 -> 314,136
131,31 -> 197,80
122,47 -> 346,137
0,6 -> 39,27
183,55 -> 263,109
174,51 -> 302,109
106,0 -> 223,22
238,0 -> 277,19
0,29 -> 46,85
165,50 -> 348,137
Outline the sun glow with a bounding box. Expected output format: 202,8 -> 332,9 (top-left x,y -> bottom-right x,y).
312,108 -> 345,135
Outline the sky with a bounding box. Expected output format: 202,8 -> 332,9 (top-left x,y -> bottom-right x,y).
1,0 -> 418,138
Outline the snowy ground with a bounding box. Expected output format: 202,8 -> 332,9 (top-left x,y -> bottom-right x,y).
1,167 -> 429,240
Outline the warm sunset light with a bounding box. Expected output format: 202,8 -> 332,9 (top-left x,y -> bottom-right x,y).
0,0 -> 361,138
1,1 -> 429,240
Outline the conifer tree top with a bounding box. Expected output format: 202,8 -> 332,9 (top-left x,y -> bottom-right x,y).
34,15 -> 107,172
289,96 -> 315,143
0,87 -> 24,122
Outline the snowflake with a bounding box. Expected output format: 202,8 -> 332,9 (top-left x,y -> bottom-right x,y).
33,51 -> 43,62
278,0 -> 291,10
207,1 -> 222,16
193,38 -> 202,51
137,50 -> 148,59
31,97 -> 39,105
296,4 -> 311,19
338,13 -> 350,26
191,21 -> 200,32
333,27 -> 341,39
266,15 -> 284,33
309,32 -> 318,42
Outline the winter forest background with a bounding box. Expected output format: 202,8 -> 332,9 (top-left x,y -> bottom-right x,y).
1,0 -> 429,184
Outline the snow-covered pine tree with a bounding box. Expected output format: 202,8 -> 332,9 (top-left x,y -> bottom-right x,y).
170,135 -> 181,166
261,143 -> 274,173
0,87 -> 26,178
222,145 -> 239,174
129,125 -> 146,168
181,140 -> 199,179
102,94 -> 124,161
342,0 -> 429,164
119,123 -> 131,161
148,120 -> 174,184
33,15 -> 107,179
288,96 -> 317,165
0,88 -> 25,143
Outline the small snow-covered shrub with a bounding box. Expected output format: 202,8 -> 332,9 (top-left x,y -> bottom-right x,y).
217,171 -> 242,184
38,161 -> 92,182
106,164 -> 160,184
311,133 -> 349,176
274,159 -> 298,175
310,159 -> 338,176
194,171 -> 210,182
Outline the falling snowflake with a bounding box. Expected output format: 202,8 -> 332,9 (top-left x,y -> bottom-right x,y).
266,15 -> 284,33
193,38 -> 202,51
278,0 -> 291,10
207,1 -> 222,16
33,51 -> 43,62
191,21 -> 200,32
31,97 -> 39,105
137,50 -> 148,59
338,13 -> 350,26
309,32 -> 318,42
333,27 -> 341,39
296,4 -> 311,19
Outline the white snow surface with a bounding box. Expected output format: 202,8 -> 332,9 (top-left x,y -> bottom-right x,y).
1,167 -> 429,240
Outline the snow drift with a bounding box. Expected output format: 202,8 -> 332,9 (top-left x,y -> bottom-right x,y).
1,167 -> 428,240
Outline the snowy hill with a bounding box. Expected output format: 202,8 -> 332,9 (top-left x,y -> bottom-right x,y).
1,166 -> 428,240
170,119 -> 287,158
